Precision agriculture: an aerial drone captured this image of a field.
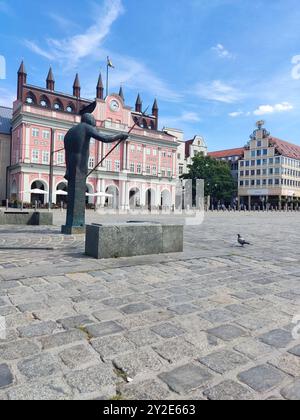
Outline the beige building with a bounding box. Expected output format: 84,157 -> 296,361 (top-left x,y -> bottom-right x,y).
0,106 -> 12,204
163,128 -> 207,176
239,121 -> 300,210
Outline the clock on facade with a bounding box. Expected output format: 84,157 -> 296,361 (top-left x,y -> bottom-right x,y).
110,100 -> 120,112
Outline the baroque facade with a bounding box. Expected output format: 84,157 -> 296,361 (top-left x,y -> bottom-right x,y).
8,62 -> 181,209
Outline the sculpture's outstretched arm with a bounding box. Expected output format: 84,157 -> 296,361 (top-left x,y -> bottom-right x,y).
87,126 -> 128,143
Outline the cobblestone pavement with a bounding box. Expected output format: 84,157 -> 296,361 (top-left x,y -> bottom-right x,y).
0,212 -> 300,400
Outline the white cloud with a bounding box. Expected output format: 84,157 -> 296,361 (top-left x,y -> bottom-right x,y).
180,112 -> 201,122
253,102 -> 294,116
212,44 -> 234,59
229,111 -> 244,118
194,80 -> 242,103
47,13 -> 80,31
160,111 -> 202,128
25,0 -> 124,66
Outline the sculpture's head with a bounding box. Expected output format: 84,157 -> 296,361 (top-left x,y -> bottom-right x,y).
81,113 -> 96,127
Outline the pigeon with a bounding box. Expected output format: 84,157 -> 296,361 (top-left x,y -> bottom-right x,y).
237,234 -> 251,247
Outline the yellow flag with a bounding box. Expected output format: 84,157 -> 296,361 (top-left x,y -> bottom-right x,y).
107,57 -> 115,68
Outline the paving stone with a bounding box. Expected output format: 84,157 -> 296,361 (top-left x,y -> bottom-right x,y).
120,303 -> 152,315
8,379 -> 71,400
151,323 -> 185,339
91,335 -> 135,360
0,364 -> 14,389
238,365 -> 286,392
236,315 -> 273,331
231,291 -> 257,300
85,321 -> 124,338
18,321 -> 58,338
59,345 -> 99,369
17,302 -> 48,313
207,325 -> 248,342
17,354 -> 61,379
153,337 -> 200,363
119,379 -> 171,400
281,379 -> 300,400
234,339 -> 273,360
65,364 -> 117,394
92,309 -> 122,322
259,329 -> 292,349
58,315 -> 94,330
0,339 -> 40,361
39,330 -> 86,350
199,350 -> 249,374
269,353 -> 300,377
159,363 -> 213,394
113,349 -> 165,378
288,344 -> 300,357
199,309 -> 234,324
168,304 -> 199,315
226,304 -> 252,316
125,329 -> 161,347
203,380 -> 254,400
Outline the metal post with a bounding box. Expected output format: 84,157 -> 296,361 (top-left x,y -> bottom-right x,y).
49,128 -> 55,210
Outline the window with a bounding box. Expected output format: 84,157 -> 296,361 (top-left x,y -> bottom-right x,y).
57,152 -> 64,165
146,165 -> 151,174
269,168 -> 274,175
251,180 -> 255,186
257,141 -> 262,147
268,179 -> 273,185
57,133 -> 64,142
26,97 -> 34,104
240,171 -> 244,177
245,170 -> 250,176
66,106 -> 73,113
88,157 -> 94,169
251,160 -> 256,167
137,146 -> 142,153
275,157 -> 281,164
245,180 -> 249,186
275,179 -> 280,185
106,160 -> 112,171
240,161 -> 244,167
257,160 -> 261,166
161,169 -> 166,177
179,165 -> 184,175
130,145 -> 135,152
251,151 -> 256,157
54,103 -> 62,111
263,159 -> 268,165
42,130 -> 50,140
152,165 -> 157,175
257,170 -> 261,176
153,149 -> 157,156
263,149 -> 268,155
257,180 -> 261,186
240,181 -> 244,186
32,128 -> 39,137
263,179 -> 267,185
115,160 -> 120,172
32,150 -> 39,163
257,150 -> 261,157
137,163 -> 142,174
146,148 -> 151,155
262,169 -> 267,175
167,169 -> 172,178
245,161 -> 250,167
177,153 -> 181,160
42,151 -> 49,164
130,163 -> 135,173
269,158 -> 274,165
275,168 -> 280,175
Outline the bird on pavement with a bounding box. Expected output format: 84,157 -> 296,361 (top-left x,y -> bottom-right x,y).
237,234 -> 251,247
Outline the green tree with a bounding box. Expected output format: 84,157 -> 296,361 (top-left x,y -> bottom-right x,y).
182,153 -> 237,205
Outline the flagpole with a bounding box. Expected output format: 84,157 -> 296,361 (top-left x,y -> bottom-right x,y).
106,58 -> 109,98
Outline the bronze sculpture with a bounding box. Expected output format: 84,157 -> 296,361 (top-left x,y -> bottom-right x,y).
62,103 -> 128,234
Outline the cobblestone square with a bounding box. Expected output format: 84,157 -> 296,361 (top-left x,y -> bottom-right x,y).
0,211 -> 300,400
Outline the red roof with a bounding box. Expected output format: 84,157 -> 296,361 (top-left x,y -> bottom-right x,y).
208,148 -> 245,159
270,137 -> 300,160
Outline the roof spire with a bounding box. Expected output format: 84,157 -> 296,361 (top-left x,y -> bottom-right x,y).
73,73 -> 81,97
135,93 -> 142,112
119,86 -> 125,102
96,73 -> 104,99
46,67 -> 55,91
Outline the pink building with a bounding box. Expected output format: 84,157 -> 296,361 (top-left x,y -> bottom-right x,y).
9,62 -> 179,210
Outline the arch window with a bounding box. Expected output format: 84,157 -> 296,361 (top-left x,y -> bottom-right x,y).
40,96 -> 50,108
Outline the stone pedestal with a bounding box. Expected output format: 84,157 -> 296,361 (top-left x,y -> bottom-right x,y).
61,225 -> 85,235
85,222 -> 184,259
0,212 -> 53,226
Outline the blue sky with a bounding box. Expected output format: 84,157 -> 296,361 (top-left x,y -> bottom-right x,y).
1,0 -> 300,150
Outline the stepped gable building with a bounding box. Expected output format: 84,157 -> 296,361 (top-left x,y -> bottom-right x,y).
239,121 -> 300,209
9,62 -> 180,209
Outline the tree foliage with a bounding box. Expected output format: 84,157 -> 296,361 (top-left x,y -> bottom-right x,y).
182,153 -> 237,204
